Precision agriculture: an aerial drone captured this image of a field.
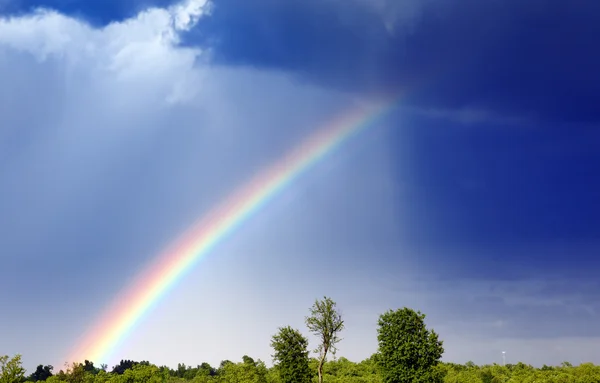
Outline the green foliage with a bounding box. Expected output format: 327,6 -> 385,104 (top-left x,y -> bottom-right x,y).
270,326 -> 312,383
10,305 -> 600,383
0,355 -> 26,383
111,361 -> 150,376
439,361 -> 600,383
28,365 -> 53,382
11,356 -> 600,383
305,297 -> 344,383
376,308 -> 444,383
213,358 -> 268,383
305,297 -> 345,358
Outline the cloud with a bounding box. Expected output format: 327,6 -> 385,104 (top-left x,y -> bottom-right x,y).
183,0 -> 600,124
0,0 -> 209,86
0,0 -> 180,25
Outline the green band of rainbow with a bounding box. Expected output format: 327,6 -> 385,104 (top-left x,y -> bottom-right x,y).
67,96 -> 399,366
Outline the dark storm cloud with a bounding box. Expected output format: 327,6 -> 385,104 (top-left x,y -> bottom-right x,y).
183,0 -> 600,124
5,0 -> 598,123
0,0 -> 178,25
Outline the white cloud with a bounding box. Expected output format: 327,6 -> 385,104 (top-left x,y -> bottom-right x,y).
0,0 -> 211,105
171,0 -> 212,31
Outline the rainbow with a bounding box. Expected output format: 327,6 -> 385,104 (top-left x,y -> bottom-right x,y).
67,96 -> 399,366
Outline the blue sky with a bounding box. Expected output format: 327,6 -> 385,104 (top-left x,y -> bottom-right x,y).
1,0 -> 599,372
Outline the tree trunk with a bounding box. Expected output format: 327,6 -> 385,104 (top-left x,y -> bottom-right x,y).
317,356 -> 324,383
317,346 -> 328,383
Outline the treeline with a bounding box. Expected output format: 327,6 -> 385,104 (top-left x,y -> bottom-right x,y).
2,297 -> 599,383
4,355 -> 600,383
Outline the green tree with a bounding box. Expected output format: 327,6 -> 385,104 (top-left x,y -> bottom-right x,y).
270,326 -> 312,383
242,356 -> 256,368
121,364 -> 166,383
195,363 -> 215,378
55,362 -> 87,383
216,358 -> 268,383
305,296 -> 344,383
111,361 -> 138,375
29,365 -> 53,382
81,362 -> 98,376
0,355 -> 26,383
376,308 -> 444,383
